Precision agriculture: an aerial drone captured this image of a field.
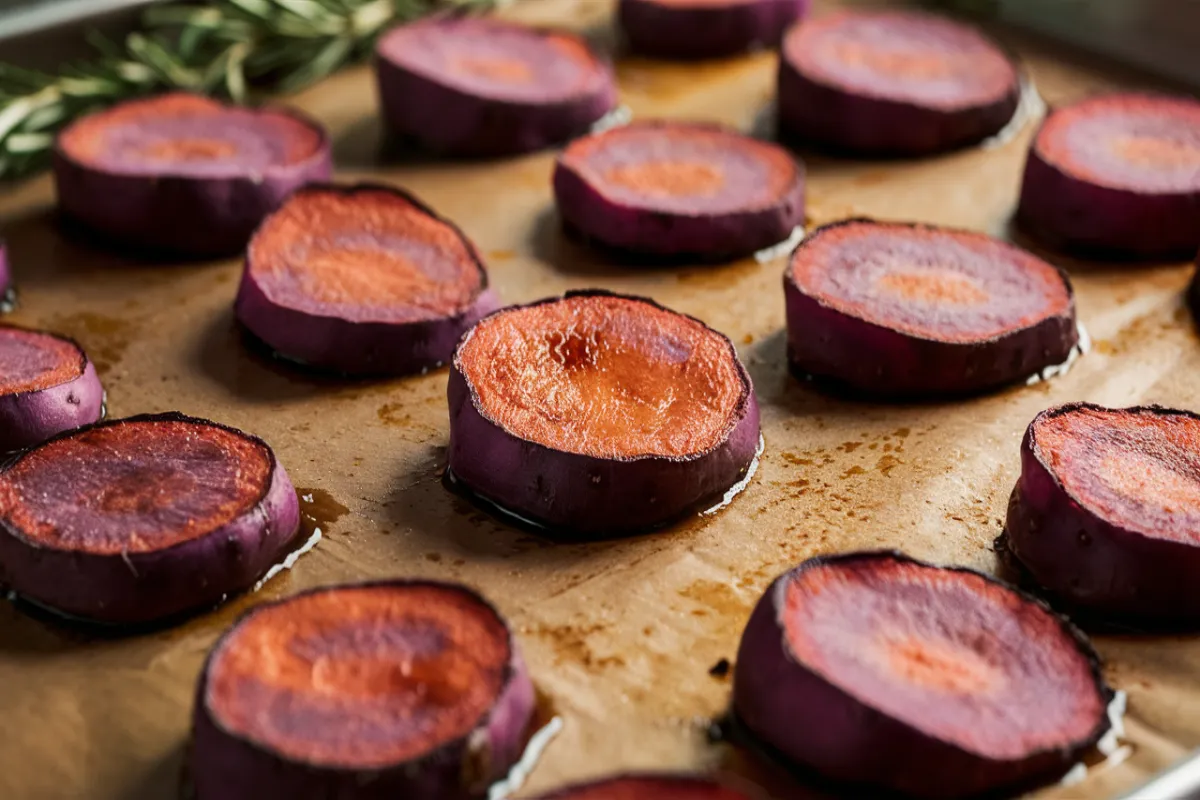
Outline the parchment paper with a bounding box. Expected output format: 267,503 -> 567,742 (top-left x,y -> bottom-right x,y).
1,2 -> 1198,797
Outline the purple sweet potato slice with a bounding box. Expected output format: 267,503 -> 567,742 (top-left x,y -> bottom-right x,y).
376,17 -> 617,157
778,10 -> 1019,156
54,93 -> 331,256
785,219 -> 1078,399
0,412 -> 299,625
449,291 -> 760,537
553,121 -> 805,259
619,0 -> 810,60
533,773 -> 755,799
734,551 -> 1111,798
191,580 -> 535,800
236,183 -> 498,376
1006,403 -> 1200,619
0,325 -> 103,451
1017,93 -> 1200,260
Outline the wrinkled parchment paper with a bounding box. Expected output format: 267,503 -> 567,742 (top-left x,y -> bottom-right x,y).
1,2 -> 1198,797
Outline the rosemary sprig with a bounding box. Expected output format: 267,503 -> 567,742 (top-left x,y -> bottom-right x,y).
0,0 -> 498,180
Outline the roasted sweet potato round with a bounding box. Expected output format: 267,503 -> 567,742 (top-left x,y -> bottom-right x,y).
449,291 -> 760,537
376,17 -> 617,156
54,93 -> 331,256
777,10 -> 1019,156
192,580 -> 534,799
0,412 -> 300,624
785,219 -> 1078,398
1006,403 -> 1200,619
1018,93 -> 1200,260
0,325 -> 103,451
619,0 -> 810,60
734,551 -> 1111,798
236,183 -> 498,375
554,121 -> 805,259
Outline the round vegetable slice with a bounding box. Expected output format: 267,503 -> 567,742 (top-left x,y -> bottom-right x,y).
1006,403 -> 1200,620
376,17 -> 617,157
0,412 -> 299,625
236,183 -> 498,376
533,773 -> 755,799
0,325 -> 103,451
1017,93 -> 1200,260
734,551 -> 1111,798
54,93 -> 332,256
778,10 -> 1019,156
449,291 -> 760,537
785,219 -> 1078,398
553,121 -> 805,259
618,0 -> 810,60
191,580 -> 535,800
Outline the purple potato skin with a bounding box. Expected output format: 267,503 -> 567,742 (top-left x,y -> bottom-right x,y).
0,239 -> 11,299
619,0 -> 810,60
783,228 -> 1078,400
375,31 -> 617,157
447,292 -> 761,538
777,54 -> 1019,157
1006,403 -> 1200,620
53,108 -> 332,258
1017,147 -> 1200,261
0,354 -> 103,452
532,773 -> 758,798
553,151 -> 805,259
235,183 -> 501,376
0,412 -> 301,625
191,581 -> 536,800
733,551 -> 1110,799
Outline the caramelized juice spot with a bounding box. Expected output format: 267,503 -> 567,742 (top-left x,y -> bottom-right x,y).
1112,134 -> 1200,168
451,56 -> 534,83
884,636 -> 999,694
875,269 -> 989,305
138,138 -> 238,162
605,161 -> 726,197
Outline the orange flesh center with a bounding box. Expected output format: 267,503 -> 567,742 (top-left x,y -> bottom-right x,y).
450,56 -> 533,83
875,269 -> 988,305
0,330 -> 82,394
251,189 -> 482,320
207,584 -> 508,767
1112,134 -> 1200,168
458,295 -> 743,460
831,41 -> 957,79
1038,408 -> 1200,542
136,138 -> 238,162
604,161 -> 726,197
884,636 -> 999,694
0,420 -> 271,554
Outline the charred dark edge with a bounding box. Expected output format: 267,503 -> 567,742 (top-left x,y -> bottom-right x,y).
0,323 -> 91,400
198,578 -> 519,773
0,411 -> 280,553
451,288 -> 755,465
785,218 -> 1077,346
559,120 -> 806,214
53,91 -> 331,178
376,19 -> 614,109
774,549 -> 1114,760
260,181 -> 493,300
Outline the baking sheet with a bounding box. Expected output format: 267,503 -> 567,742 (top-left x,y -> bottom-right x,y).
1,1 -> 1199,797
